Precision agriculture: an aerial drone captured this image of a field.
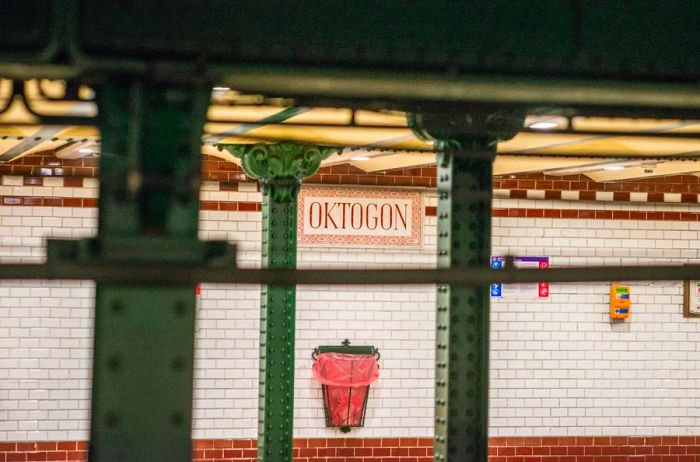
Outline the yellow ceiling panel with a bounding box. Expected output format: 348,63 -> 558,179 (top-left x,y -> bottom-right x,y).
207,105 -> 352,125
493,156 -> 613,176
0,139 -> 67,162
17,140 -> 68,157
0,138 -> 21,153
0,97 -> 40,124
54,126 -> 100,139
353,110 -> 407,127
353,152 -> 435,172
3,87 -> 700,174
500,132 -> 700,156
0,120 -> 33,137
574,117 -> 700,133
201,144 -> 240,164
0,79 -> 11,99
587,161 -> 700,182
205,123 -> 431,150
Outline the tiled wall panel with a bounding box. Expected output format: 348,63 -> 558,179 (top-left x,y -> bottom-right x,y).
3,178 -> 700,442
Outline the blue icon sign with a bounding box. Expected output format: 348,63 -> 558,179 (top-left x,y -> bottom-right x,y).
490,257 -> 503,297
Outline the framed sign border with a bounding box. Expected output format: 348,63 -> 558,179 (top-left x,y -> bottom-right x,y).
297,185 -> 423,248
683,279 -> 700,318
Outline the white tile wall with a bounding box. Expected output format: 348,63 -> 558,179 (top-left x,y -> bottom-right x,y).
490,206 -> 700,437
0,184 -> 437,440
195,206 -> 437,439
3,187 -> 700,440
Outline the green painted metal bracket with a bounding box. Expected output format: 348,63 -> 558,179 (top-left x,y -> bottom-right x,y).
219,142 -> 341,462
220,141 -> 342,202
410,112 -> 522,462
313,339 -> 379,359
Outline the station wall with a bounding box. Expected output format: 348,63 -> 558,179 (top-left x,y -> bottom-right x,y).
2,171 -> 700,460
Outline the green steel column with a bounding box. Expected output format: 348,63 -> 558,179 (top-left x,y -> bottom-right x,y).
410,112 -> 522,462
88,81 -> 210,462
220,142 -> 341,462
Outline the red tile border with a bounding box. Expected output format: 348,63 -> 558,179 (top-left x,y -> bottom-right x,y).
495,172 -> 700,193
613,191 -> 630,201
6,170 -> 700,207
8,437 -> 700,462
490,208 -> 700,222
1,194 -> 699,224
7,151 -> 700,202
0,196 -> 99,208
63,177 -> 84,188
23,176 -> 43,186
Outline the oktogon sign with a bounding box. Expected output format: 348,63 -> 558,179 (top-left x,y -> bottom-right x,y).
298,187 -> 422,247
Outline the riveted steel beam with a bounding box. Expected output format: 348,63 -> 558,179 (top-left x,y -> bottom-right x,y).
5,261 -> 700,286
410,111 -> 522,462
219,142 -> 341,462
62,81 -> 230,462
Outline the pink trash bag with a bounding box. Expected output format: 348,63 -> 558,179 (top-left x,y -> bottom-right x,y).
312,352 -> 379,429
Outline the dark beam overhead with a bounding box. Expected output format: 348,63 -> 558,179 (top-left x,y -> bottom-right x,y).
0,1 -> 699,116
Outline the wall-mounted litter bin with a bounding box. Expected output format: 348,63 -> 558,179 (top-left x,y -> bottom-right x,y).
312,339 -> 380,432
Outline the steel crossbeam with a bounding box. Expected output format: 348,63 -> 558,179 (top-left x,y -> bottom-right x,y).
1,262 -> 699,285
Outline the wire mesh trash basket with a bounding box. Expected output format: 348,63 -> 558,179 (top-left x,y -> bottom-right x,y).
312,339 -> 380,433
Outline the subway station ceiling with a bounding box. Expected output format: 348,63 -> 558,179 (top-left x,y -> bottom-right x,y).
1,79 -> 699,182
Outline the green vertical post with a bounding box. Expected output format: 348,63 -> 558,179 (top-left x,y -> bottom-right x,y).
87,81 -> 211,462
410,112 -> 522,462
220,142 -> 341,462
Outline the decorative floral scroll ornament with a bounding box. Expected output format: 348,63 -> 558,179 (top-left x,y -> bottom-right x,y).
218,142 -> 342,202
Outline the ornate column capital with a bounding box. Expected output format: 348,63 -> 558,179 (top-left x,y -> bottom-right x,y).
219,141 -> 342,202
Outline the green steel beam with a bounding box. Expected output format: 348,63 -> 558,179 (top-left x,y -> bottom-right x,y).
220,142 -> 341,462
86,81 -> 212,462
4,1 -> 700,84
435,142 -> 493,461
2,2 -> 700,117
410,112 -> 522,462
2,261 -> 700,285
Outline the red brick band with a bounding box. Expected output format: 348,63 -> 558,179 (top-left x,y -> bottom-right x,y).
490,435 -> 700,462
5,437 -> 700,462
1,196 -> 97,207
0,441 -> 87,461
426,206 -> 700,221
7,152 -> 700,198
495,173 -> 700,194
0,438 -> 433,462
495,188 -> 700,204
2,197 -> 698,223
492,208 -> 700,221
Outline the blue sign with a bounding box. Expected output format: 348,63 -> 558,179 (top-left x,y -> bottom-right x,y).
490,257 -> 503,297
490,256 -> 550,299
